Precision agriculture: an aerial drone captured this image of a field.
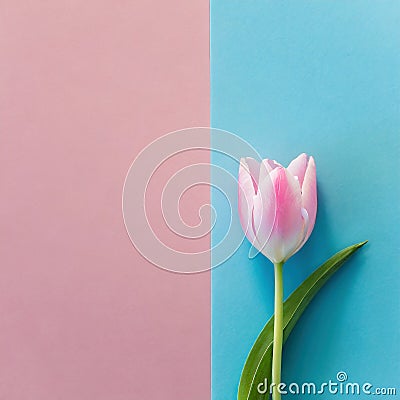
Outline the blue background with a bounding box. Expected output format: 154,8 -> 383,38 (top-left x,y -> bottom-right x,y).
211,1 -> 400,399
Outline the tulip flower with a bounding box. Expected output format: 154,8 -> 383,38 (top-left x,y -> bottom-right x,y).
238,153 -> 317,400
238,153 -> 317,263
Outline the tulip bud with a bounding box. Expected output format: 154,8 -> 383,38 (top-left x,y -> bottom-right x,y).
238,153 -> 317,263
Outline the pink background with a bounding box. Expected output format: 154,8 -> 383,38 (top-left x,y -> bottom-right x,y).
0,1 -> 210,399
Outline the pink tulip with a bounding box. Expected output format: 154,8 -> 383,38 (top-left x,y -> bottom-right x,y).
238,153 -> 317,263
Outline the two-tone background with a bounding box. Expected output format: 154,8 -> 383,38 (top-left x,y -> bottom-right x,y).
1,1 -> 399,399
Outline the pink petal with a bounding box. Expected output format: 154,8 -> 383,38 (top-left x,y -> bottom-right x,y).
238,158 -> 260,243
262,158 -> 282,174
287,153 -> 308,187
301,156 -> 317,241
260,167 -> 304,263
251,162 -> 277,248
287,207 -> 310,259
244,157 -> 260,193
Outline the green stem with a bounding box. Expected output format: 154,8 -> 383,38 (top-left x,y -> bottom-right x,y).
272,261 -> 284,400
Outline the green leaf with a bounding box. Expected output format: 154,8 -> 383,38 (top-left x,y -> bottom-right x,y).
237,240 -> 368,400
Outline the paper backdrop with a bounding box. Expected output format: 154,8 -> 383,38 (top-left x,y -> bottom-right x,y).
211,1 -> 400,399
0,2 -> 209,399
1,1 -> 399,400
